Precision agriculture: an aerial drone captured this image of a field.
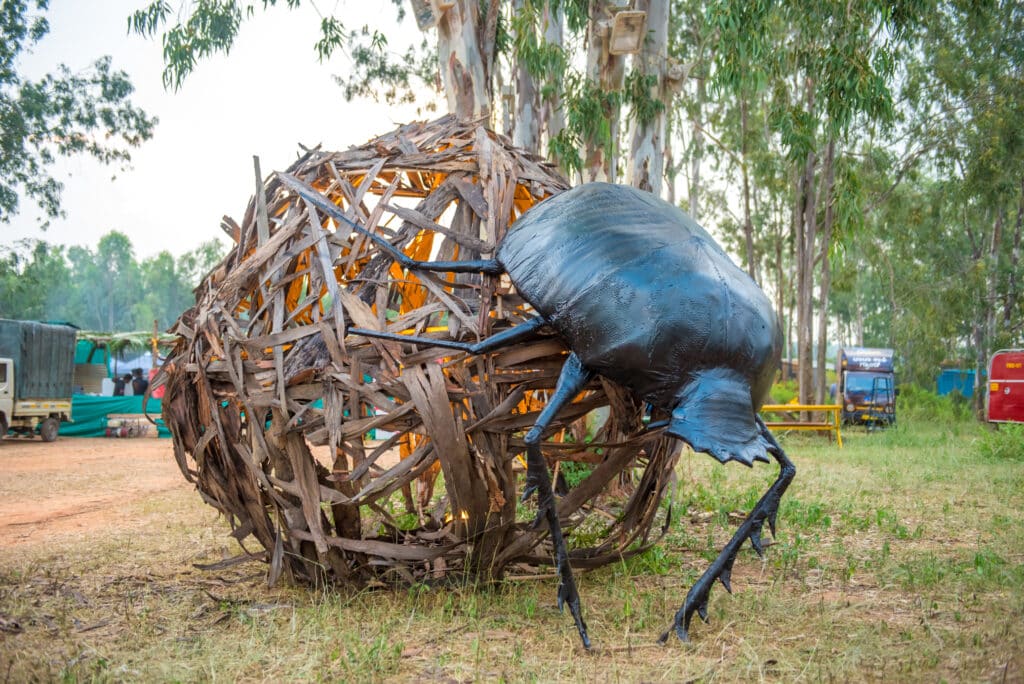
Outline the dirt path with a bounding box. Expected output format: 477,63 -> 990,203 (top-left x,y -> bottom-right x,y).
0,437 -> 189,548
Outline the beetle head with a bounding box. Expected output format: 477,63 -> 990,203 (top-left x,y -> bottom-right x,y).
666,367 -> 772,467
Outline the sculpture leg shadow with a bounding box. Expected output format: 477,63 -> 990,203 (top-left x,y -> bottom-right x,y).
523,352 -> 594,649
660,417 -> 796,643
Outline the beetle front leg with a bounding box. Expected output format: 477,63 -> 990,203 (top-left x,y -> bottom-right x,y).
520,353 -> 595,649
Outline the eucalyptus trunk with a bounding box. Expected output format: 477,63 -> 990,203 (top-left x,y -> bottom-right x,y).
1005,178 -> 1023,328
689,75 -> 706,221
627,0 -> 669,195
795,76 -> 818,408
540,1 -> 565,146
585,0 -> 625,182
797,146 -> 818,407
976,208 -> 1004,416
438,0 -> 491,121
512,1 -> 540,153
740,96 -> 757,281
815,139 -> 836,403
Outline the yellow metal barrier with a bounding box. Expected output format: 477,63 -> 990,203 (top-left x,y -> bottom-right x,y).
760,403 -> 843,448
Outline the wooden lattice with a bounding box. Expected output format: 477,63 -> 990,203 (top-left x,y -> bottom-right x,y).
157,116 -> 682,588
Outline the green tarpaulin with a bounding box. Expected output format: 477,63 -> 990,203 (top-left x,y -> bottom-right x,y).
59,395 -> 170,438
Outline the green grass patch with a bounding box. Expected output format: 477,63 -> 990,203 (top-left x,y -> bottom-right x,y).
2,415 -> 1023,681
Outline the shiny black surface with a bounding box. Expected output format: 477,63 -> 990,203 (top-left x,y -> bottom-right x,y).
498,183 -> 782,465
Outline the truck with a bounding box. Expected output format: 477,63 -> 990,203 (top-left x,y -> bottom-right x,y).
0,319 -> 76,441
987,349 -> 1024,424
836,347 -> 897,427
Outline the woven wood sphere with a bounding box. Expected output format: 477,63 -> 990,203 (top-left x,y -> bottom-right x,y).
158,116 -> 681,588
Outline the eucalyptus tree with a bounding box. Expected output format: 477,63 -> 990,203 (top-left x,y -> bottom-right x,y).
821,0 -> 1024,403
0,234 -> 227,330
509,0 -> 570,154
66,231 -> 141,332
626,0 -> 669,194
699,0 -> 774,282
132,1 -> 677,189
901,0 -> 1024,408
701,0 -> 924,404
0,239 -> 70,320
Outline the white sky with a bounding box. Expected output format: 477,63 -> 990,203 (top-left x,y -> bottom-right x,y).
6,0 -> 432,258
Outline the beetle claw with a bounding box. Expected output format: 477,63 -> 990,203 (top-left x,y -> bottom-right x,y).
750,527 -> 765,558
556,557 -> 590,649
667,433 -> 796,642
520,483 -> 538,504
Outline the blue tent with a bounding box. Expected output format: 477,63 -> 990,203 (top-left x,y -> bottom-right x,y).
937,369 -> 975,398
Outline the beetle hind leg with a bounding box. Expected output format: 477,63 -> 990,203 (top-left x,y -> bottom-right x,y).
660,418 -> 796,643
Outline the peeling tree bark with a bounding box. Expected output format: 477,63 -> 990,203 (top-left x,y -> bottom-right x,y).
512,2 -> 540,153
438,0 -> 491,121
540,1 -> 565,147
815,139 -> 836,404
585,0 -> 625,183
797,147 -> 818,407
689,75 -> 706,221
627,0 -> 668,195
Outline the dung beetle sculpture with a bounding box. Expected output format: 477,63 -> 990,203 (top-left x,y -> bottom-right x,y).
282,177 -> 795,649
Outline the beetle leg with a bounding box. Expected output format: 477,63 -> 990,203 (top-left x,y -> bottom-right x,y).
660,418 -> 795,644
521,353 -> 595,649
347,315 -> 548,356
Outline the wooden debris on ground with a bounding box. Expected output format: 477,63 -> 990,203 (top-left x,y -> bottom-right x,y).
157,115 -> 681,589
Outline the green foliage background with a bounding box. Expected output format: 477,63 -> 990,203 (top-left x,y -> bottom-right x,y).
0,234 -> 225,331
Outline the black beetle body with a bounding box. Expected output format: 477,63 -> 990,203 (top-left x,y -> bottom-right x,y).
498,182 -> 781,466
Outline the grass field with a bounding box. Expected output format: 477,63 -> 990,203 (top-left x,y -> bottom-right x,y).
1,410 -> 1023,682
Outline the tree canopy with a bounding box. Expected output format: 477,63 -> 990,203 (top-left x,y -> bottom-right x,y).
0,0 -> 157,225
53,1 -> 1024,402
0,233 -> 225,331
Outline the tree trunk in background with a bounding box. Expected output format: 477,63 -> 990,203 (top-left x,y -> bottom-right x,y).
1005,178 -> 1023,328
972,316 -> 987,418
438,0 -> 491,121
106,270 -> 115,332
774,222 -> 785,370
627,0 -> 668,195
795,76 -> 818,408
740,96 -> 757,281
664,113 -> 679,204
782,167 -> 799,380
540,1 -> 565,149
855,298 -> 864,345
512,2 -> 540,152
976,208 -> 1004,416
815,139 -> 836,404
797,147 -> 818,407
689,75 -> 706,221
480,0 -> 500,82
585,0 -> 625,182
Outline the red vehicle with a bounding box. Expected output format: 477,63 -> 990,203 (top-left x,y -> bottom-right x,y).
987,349 -> 1024,424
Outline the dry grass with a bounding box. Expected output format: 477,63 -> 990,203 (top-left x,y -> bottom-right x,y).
1,420 -> 1023,682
